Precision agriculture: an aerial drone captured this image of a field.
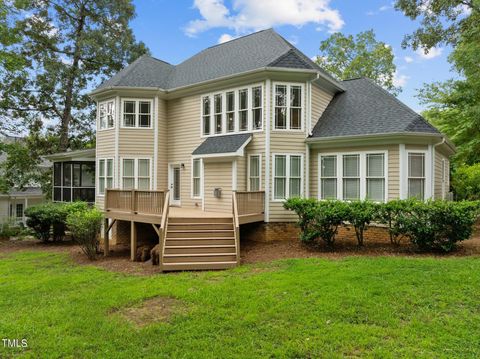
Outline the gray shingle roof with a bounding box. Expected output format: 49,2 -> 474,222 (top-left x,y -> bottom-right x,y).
7,187 -> 43,197
95,29 -> 339,92
192,134 -> 252,155
310,78 -> 440,138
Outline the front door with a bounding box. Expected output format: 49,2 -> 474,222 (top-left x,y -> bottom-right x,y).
169,165 -> 181,206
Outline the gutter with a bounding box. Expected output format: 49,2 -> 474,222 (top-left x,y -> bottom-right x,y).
305,131 -> 444,143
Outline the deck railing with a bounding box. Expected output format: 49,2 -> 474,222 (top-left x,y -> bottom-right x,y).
234,191 -> 265,216
105,189 -> 166,216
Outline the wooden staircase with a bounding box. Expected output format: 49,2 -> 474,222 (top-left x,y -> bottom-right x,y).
161,216 -> 238,271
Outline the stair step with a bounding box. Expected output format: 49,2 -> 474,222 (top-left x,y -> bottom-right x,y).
163,254 -> 237,263
165,239 -> 235,246
168,223 -> 233,230
165,244 -> 235,248
168,217 -> 233,224
164,252 -> 236,257
165,246 -> 236,254
161,261 -> 237,271
167,230 -> 234,238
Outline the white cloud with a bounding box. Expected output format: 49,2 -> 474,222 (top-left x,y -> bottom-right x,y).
218,33 -> 237,43
416,47 -> 443,60
185,0 -> 344,37
366,3 -> 391,16
404,56 -> 413,63
393,71 -> 409,88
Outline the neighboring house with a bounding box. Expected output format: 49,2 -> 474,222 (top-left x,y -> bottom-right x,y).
44,149 -> 96,203
0,136 -> 47,226
90,29 -> 454,270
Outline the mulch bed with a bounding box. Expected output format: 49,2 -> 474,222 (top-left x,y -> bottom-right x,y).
1,222 -> 480,276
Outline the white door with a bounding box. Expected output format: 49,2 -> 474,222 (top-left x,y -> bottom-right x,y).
169,165 -> 181,206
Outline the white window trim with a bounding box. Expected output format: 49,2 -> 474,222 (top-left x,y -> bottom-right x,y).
317,150 -> 389,203
120,98 -> 154,129
319,154 -> 337,200
98,99 -> 116,131
406,150 -> 427,200
271,153 -> 304,202
97,157 -> 114,197
400,146 -> 433,199
199,83 -> 264,138
119,157 -> 153,190
191,158 -> 203,199
247,154 -> 262,191
272,82 -> 305,132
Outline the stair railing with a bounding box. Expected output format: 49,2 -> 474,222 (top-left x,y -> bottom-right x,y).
159,190 -> 170,270
232,191 -> 241,263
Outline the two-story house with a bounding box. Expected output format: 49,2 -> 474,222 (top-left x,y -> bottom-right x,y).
91,29 -> 454,271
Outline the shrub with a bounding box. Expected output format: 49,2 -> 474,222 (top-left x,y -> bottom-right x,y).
345,201 -> 379,246
66,208 -> 103,260
310,200 -> 349,246
377,199 -> 414,245
452,163 -> 480,200
404,200 -> 480,252
283,197 -> 318,233
0,220 -> 23,239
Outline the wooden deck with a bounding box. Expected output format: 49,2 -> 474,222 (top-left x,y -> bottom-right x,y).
103,189 -> 265,271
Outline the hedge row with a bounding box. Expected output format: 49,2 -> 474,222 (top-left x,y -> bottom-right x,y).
284,198 -> 480,252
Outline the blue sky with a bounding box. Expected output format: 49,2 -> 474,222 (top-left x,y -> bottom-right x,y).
130,0 -> 456,112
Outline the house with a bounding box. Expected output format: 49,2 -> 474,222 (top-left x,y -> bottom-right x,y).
90,29 -> 454,270
0,136 -> 47,226
44,149 -> 96,203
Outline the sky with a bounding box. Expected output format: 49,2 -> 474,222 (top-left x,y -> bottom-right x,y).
130,0 -> 456,113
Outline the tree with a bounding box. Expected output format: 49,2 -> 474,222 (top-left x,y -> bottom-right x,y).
315,30 -> 400,95
0,0 -> 149,150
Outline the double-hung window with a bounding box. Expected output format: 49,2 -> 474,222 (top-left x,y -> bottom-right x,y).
16,203 -> 24,219
122,99 -> 153,128
226,91 -> 235,133
273,154 -> 303,200
214,94 -> 223,134
99,100 -> 115,129
121,158 -> 151,190
274,84 -> 303,130
98,159 -> 113,195
343,155 -> 360,200
252,86 -> 262,130
202,96 -> 211,135
320,155 -> 337,199
408,153 -> 425,200
238,89 -> 248,132
248,155 -> 261,191
366,154 -> 385,201
192,159 -> 202,198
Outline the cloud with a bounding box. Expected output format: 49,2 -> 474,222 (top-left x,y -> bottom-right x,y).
366,3 -> 392,16
416,47 -> 443,59
393,71 -> 409,88
404,56 -> 413,63
185,0 -> 344,37
218,33 -> 237,43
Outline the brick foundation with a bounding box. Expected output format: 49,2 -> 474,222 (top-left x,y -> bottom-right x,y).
241,222 -> 391,243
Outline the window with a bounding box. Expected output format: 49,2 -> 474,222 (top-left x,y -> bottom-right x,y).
200,85 -> 263,136
366,154 -> 385,202
16,203 -> 24,218
239,89 -> 248,131
226,91 -> 235,132
121,99 -> 153,128
273,154 -> 303,200
320,155 -> 337,199
408,153 -> 425,200
121,158 -> 151,190
343,155 -> 360,200
192,159 -> 202,198
274,84 -> 303,130
98,159 -> 113,195
252,86 -> 262,130
202,96 -> 211,135
53,161 -> 96,201
249,155 -> 261,191
214,94 -> 222,134
99,100 -> 114,129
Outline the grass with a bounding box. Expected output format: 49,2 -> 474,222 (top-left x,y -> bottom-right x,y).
1,252 -> 480,358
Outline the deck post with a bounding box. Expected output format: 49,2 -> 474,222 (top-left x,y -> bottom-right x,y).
130,221 -> 137,261
103,218 -> 109,257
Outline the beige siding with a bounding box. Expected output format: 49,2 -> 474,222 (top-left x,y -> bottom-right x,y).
310,145 -> 400,200
434,149 -> 449,199
204,161 -> 232,212
310,84 -> 333,132
236,156 -> 247,191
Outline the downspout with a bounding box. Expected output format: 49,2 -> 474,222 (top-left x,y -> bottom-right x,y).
305,73 -> 320,199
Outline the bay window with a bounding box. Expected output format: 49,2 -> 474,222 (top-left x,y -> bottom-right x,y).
248,155 -> 261,191
366,154 -> 385,202
98,159 -> 113,195
121,99 -> 153,128
408,153 -> 425,200
274,83 -> 303,130
121,158 -> 151,190
192,159 -> 202,198
252,86 -> 262,130
226,91 -> 235,132
214,94 -> 222,134
99,100 -> 115,129
239,89 -> 248,131
273,154 -> 303,200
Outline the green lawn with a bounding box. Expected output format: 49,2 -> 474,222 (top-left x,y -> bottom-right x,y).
1,252 -> 480,358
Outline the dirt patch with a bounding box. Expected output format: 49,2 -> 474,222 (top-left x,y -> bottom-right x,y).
111,297 -> 187,327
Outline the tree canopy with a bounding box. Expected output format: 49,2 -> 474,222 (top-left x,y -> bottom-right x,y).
315,30 -> 400,95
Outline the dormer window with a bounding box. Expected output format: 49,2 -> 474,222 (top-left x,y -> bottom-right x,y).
99,100 -> 115,130
121,99 -> 153,128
